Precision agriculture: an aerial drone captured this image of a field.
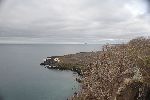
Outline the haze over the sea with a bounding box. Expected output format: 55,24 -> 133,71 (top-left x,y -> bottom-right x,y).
0,0 -> 150,44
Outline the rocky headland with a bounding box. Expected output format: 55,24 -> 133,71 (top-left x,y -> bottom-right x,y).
40,37 -> 150,100
40,51 -> 102,75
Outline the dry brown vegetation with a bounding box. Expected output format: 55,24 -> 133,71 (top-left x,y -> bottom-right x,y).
71,37 -> 150,100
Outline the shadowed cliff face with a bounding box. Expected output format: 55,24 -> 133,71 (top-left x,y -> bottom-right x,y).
116,82 -> 150,100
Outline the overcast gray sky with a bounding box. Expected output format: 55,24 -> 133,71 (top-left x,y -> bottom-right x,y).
0,0 -> 150,44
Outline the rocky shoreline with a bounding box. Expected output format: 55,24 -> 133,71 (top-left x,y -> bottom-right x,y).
40,51 -> 101,76
40,37 -> 150,100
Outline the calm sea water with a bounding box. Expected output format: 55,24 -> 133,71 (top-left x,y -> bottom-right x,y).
0,44 -> 101,100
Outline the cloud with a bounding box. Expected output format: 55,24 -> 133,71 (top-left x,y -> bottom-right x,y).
0,0 -> 3,7
146,0 -> 150,12
0,0 -> 150,43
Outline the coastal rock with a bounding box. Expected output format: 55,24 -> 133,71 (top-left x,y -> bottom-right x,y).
40,37 -> 150,100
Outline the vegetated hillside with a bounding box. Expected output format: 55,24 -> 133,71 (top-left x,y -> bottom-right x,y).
72,37 -> 150,100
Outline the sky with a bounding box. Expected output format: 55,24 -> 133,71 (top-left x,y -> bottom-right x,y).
0,0 -> 150,44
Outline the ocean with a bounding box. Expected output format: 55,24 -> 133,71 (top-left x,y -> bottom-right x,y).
0,44 -> 101,100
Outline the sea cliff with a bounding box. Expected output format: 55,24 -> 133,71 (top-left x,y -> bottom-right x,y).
41,37 -> 150,100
